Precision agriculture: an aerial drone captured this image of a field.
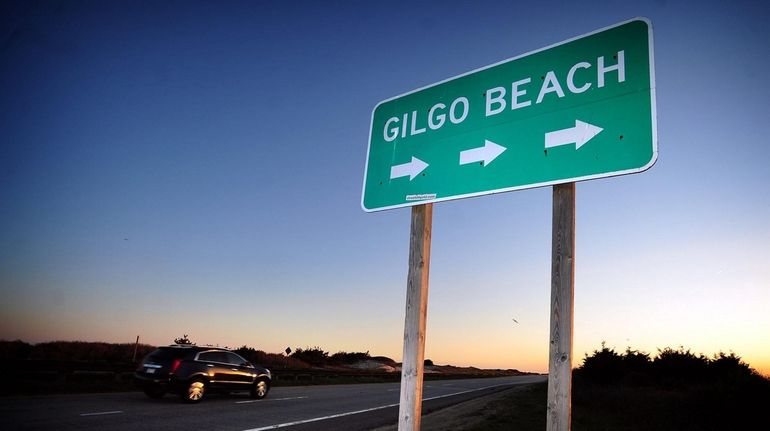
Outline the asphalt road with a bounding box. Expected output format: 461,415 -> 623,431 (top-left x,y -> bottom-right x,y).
1,375 -> 546,430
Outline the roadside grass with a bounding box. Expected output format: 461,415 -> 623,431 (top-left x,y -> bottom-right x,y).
572,375 -> 770,431
465,382 -> 547,431
465,376 -> 770,431
570,345 -> 770,430
464,345 -> 770,431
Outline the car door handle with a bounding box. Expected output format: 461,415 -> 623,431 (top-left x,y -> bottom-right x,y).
231,368 -> 238,371
207,364 -> 214,367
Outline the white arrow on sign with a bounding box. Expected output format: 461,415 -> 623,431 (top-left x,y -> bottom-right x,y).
544,120 -> 603,150
459,139 -> 507,166
390,156 -> 429,181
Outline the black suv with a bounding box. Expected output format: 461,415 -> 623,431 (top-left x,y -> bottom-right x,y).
135,345 -> 271,403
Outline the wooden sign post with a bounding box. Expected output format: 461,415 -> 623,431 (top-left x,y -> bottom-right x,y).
547,183 -> 576,431
398,203 -> 433,431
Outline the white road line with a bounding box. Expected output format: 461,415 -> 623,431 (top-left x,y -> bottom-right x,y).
79,411 -> 123,417
242,382 -> 519,431
236,396 -> 309,404
243,402 -> 400,431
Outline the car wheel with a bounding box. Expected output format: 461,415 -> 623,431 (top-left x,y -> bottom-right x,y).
143,385 -> 166,399
181,378 -> 206,403
250,378 -> 269,399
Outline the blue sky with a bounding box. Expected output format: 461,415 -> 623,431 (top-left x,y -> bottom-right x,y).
1,0 -> 769,373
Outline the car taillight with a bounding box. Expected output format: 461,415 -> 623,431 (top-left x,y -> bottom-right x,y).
170,359 -> 182,374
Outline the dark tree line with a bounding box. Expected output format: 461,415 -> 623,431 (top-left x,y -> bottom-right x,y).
576,343 -> 768,389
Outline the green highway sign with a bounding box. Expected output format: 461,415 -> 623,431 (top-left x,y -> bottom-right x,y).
362,18 -> 657,212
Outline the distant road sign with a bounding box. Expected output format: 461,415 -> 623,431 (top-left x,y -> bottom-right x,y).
362,18 -> 656,212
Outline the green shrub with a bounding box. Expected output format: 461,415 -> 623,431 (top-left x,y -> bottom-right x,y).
290,347 -> 330,367
330,351 -> 371,364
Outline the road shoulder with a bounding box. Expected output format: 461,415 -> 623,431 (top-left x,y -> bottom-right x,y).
370,382 -> 543,431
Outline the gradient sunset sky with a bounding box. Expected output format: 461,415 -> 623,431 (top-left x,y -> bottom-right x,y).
1,0 -> 769,375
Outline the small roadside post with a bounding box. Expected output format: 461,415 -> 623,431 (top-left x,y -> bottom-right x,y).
362,18 -> 656,431
132,335 -> 140,362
